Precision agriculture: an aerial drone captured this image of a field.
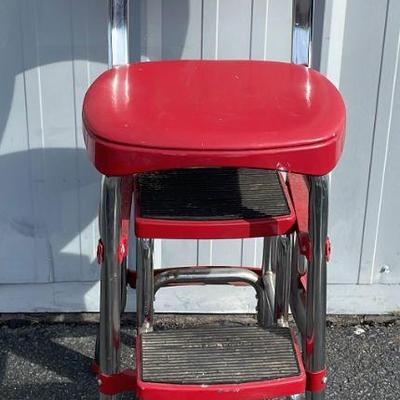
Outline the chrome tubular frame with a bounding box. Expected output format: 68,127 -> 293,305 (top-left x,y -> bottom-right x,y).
305,176 -> 329,400
292,0 -> 314,66
99,1 -> 129,399
99,177 -> 122,400
274,235 -> 293,327
154,267 -> 271,327
136,238 -> 155,333
108,0 -> 130,67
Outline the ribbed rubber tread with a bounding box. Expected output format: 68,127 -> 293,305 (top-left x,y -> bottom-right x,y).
141,326 -> 300,384
138,168 -> 290,220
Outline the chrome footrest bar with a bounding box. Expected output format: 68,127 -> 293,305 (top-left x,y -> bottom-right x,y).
154,267 -> 272,327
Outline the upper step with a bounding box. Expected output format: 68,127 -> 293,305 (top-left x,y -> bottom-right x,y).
83,60 -> 346,176
134,168 -> 296,239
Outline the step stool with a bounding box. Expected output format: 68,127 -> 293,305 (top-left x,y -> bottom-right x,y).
82,1 -> 346,399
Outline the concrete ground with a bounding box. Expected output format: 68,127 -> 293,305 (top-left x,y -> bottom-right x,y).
0,314 -> 399,400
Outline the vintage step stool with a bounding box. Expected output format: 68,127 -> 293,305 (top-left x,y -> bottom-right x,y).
82,1 -> 346,399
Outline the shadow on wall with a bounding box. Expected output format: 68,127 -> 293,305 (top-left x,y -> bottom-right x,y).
0,0 -> 189,307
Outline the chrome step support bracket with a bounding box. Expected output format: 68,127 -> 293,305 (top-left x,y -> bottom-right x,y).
275,235 -> 294,327
136,238 -> 155,334
261,236 -> 277,325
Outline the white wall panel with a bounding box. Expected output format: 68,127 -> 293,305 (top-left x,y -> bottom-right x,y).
0,0 -> 105,285
328,0 -> 388,283
360,0 -> 400,285
1,0 -> 399,313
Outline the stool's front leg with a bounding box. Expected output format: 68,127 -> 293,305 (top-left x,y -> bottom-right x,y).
99,176 -> 123,400
306,175 -> 329,399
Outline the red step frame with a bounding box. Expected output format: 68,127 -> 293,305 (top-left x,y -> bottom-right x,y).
134,329 -> 306,400
134,173 -> 296,240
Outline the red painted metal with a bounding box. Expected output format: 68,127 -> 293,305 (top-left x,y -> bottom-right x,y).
325,237 -> 331,262
96,240 -> 104,265
97,237 -> 127,265
287,173 -> 312,260
98,368 -> 137,395
300,274 -> 307,292
97,177 -> 132,266
118,237 -> 128,264
91,360 -> 100,375
134,173 -> 296,240
134,330 -> 306,400
306,369 -> 327,392
135,212 -> 295,240
83,60 -> 346,177
119,176 -> 133,263
127,269 -> 136,288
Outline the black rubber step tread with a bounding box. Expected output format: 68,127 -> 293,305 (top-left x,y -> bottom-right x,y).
137,168 -> 290,220
141,326 -> 300,384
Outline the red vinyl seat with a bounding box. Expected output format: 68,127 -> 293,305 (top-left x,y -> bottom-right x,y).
83,60 -> 345,176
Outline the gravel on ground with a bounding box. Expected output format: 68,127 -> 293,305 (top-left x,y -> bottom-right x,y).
0,314 -> 399,400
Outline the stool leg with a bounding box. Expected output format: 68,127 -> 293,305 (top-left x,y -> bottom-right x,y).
136,238 -> 155,333
306,175 -> 329,400
99,177 -> 122,400
94,257 -> 127,369
274,235 -> 293,327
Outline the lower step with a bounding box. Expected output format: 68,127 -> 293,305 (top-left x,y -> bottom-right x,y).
137,326 -> 305,400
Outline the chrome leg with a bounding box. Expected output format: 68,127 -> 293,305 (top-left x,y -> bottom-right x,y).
261,237 -> 277,322
274,235 -> 293,327
99,177 -> 122,400
136,238 -> 154,334
306,175 -> 329,400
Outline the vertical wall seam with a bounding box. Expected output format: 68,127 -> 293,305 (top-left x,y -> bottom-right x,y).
325,0 -> 347,87
248,0 -> 254,59
214,0 -> 220,59
367,3 -> 400,283
240,239 -> 244,266
68,0 -> 84,277
18,0 -> 39,282
31,2 -> 45,151
263,0 -> 270,60
357,0 -> 391,284
85,0 -> 91,84
200,0 -> 205,59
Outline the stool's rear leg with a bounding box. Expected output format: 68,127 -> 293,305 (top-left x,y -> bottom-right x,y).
306,175 -> 329,399
99,176 -> 123,400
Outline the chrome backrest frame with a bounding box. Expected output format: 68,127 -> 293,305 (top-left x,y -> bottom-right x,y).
108,0 -> 129,67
